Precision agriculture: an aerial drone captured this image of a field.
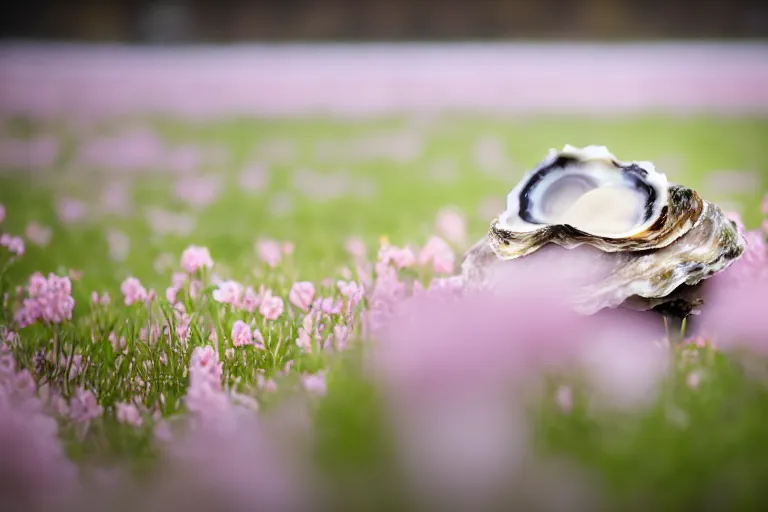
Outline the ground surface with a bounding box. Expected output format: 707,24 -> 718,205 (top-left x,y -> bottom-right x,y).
2,44 -> 768,512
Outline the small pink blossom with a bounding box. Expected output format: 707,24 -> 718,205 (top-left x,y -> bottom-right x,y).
69,388 -> 103,423
171,272 -> 187,289
56,197 -> 87,224
213,280 -> 243,305
106,229 -> 130,262
120,277 -> 147,306
165,287 -> 178,303
256,238 -> 282,267
289,281 -> 315,312
116,402 -> 143,427
687,371 -> 701,389
555,385 -> 573,413
241,286 -> 262,313
418,236 -> 455,274
301,372 -> 327,396
260,293 -> 284,321
231,320 -> 253,347
435,207 -> 467,246
181,245 -> 214,274
15,273 -> 75,327
189,279 -> 204,300
25,221 -> 52,247
281,241 -> 295,255
5,235 -> 24,256
345,237 -> 367,260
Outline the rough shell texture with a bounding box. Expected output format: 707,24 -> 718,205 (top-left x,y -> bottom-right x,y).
463,145 -> 746,316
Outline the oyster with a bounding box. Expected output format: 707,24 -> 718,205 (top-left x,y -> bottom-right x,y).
462,145 -> 746,317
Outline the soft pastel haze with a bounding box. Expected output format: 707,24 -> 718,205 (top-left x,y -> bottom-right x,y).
1,41 -> 768,511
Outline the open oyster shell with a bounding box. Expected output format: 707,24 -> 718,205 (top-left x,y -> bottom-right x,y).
463,145 -> 746,317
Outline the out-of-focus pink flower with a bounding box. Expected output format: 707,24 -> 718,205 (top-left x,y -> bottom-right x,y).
25,221 -> 52,247
383,246 -> 416,269
69,388 -> 103,423
555,386 -> 573,413
761,192 -> 768,215
231,320 -> 253,347
239,163 -> 269,193
315,296 -> 343,315
435,207 -> 467,246
345,236 -> 367,260
185,345 -> 226,415
0,203 -> 4,224
146,208 -> 196,237
116,402 -> 143,427
106,229 -> 130,262
260,293 -> 284,321
289,281 -> 315,312
256,238 -> 282,268
301,372 -> 327,396
181,245 -> 213,274
213,280 -> 243,305
56,197 -> 87,224
165,287 -> 178,303
282,241 -> 295,255
0,353 -> 77,510
687,371 -> 701,389
418,236 -> 455,274
699,273 -> 768,354
1,235 -> 24,256
241,286 -> 262,313
337,280 -> 364,306
174,174 -> 222,208
120,277 -> 147,306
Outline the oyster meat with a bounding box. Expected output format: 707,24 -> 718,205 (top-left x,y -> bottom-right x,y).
462,145 -> 746,316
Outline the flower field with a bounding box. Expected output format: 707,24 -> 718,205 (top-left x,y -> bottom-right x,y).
2,45 -> 768,512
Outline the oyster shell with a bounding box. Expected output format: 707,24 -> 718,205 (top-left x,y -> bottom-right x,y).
463,145 -> 746,316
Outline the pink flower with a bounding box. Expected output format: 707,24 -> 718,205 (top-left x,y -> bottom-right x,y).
281,241 -> 295,255
256,238 -> 282,267
289,281 -> 315,311
14,273 -> 75,327
56,197 -> 87,224
181,245 -> 213,274
762,193 -> 768,215
165,287 -> 178,303
384,246 -> 416,269
301,372 -> 327,396
171,272 -> 188,289
69,388 -> 103,423
687,372 -> 701,389
25,221 -> 52,247
260,293 -> 284,321
345,237 -> 367,260
555,386 -> 573,413
231,320 -> 253,347
435,207 -> 467,246
241,286 -> 262,313
106,229 -> 130,262
120,277 -> 147,306
6,236 -> 24,256
116,402 -> 143,427
213,280 -> 243,305
418,236 -> 456,274
337,280 -> 362,299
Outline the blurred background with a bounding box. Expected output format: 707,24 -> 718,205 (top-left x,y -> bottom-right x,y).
0,0 -> 767,288
2,0 -> 768,42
